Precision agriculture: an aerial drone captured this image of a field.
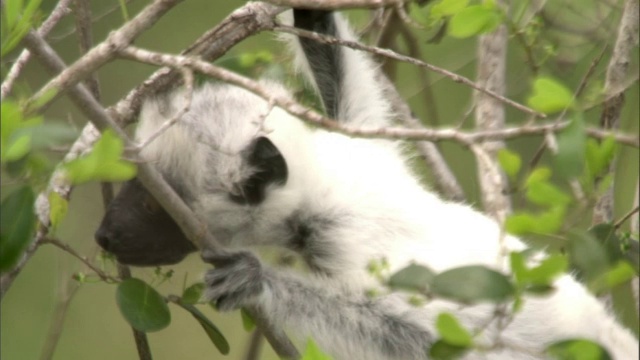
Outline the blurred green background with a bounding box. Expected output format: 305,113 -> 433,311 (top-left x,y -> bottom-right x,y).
1,0 -> 638,359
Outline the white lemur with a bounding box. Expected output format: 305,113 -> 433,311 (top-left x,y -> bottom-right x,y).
96,9 -> 639,360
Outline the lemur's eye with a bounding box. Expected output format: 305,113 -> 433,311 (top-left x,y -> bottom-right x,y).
228,137 -> 288,205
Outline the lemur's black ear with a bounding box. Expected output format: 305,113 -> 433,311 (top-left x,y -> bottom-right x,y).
230,137 -> 288,205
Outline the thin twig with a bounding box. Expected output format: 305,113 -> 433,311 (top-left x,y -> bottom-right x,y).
633,180 -> 640,235
272,24 -> 547,118
41,237 -> 119,283
614,206 -> 640,230
137,69 -> 194,150
39,277 -> 80,360
117,46 -> 639,147
263,0 -> 402,9
49,0 -> 137,42
29,0 -> 186,112
1,0 -> 73,98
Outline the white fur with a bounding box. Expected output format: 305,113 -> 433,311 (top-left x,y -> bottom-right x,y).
135,12 -> 638,360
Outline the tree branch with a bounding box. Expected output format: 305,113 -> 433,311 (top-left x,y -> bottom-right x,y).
473,4 -> 511,222
263,0 -> 402,9
29,0 -> 186,111
73,0 -> 153,358
1,0 -> 73,98
593,0 -> 639,224
116,46 -> 639,147
273,24 -> 546,118
40,237 -> 118,283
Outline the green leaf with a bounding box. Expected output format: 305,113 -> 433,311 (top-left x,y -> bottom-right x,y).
526,182 -> 571,207
116,278 -> 171,332
449,5 -> 501,38
589,223 -> 624,263
590,261 -> 636,293
63,129 -> 137,184
1,0 -> 41,56
30,122 -> 78,151
431,0 -> 469,19
28,87 -> 58,112
388,263 -> 435,292
527,77 -> 574,114
428,339 -> 469,360
4,0 -> 24,29
546,339 -> 611,360
436,313 -> 473,347
1,101 -> 43,163
555,114 -> 586,179
48,192 -> 68,231
0,186 -> 36,272
498,148 -> 521,181
506,206 -> 566,236
174,301 -> 229,355
509,251 -> 528,285
181,282 -> 204,304
408,2 -> 429,25
302,339 -> 333,360
432,265 -> 514,303
585,137 -> 616,180
525,167 -> 552,187
567,231 -> 610,284
238,51 -> 273,68
240,308 -> 256,332
526,254 -> 568,286
4,134 -> 32,162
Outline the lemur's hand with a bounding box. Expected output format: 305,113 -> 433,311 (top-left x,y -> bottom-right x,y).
202,250 -> 266,311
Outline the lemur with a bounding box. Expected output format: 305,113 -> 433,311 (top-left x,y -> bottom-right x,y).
95,9 -> 639,360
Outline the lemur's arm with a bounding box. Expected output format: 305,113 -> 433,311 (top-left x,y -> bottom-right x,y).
204,252 -> 433,360
291,9 -> 392,127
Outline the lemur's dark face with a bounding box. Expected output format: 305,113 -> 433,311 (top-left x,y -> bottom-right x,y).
94,137 -> 288,266
95,179 -> 196,266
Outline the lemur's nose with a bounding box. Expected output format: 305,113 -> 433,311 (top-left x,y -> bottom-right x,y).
94,227 -> 113,251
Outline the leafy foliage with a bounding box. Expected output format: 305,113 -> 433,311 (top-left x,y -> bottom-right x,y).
546,339 -> 612,360
498,148 -> 521,181
1,101 -> 43,163
181,282 -> 205,304
1,0 -> 42,56
431,265 -> 514,303
448,4 -> 502,39
527,77 -> 574,114
174,300 -> 230,355
435,313 -> 473,347
116,278 -> 171,332
0,186 -> 36,272
388,263 -> 434,292
63,129 -> 137,184
301,339 -> 334,360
